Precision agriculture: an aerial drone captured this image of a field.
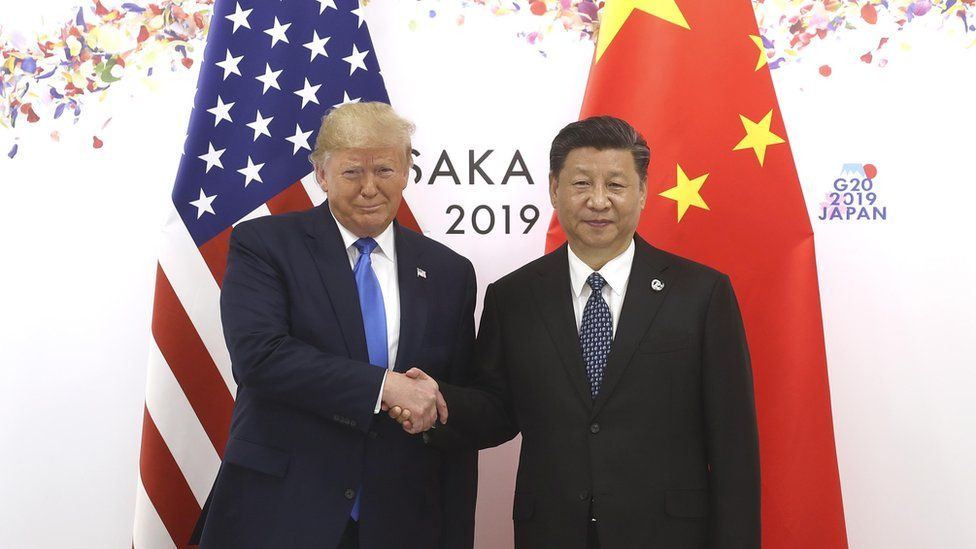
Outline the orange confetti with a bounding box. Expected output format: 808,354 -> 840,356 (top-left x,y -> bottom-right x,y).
819,65 -> 832,77
861,4 -> 878,25
93,136 -> 103,149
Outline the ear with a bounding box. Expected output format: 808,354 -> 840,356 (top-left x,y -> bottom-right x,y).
549,173 -> 559,208
314,163 -> 329,193
638,178 -> 648,210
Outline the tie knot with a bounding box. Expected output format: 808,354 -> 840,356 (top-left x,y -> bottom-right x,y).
586,272 -> 606,293
354,237 -> 378,256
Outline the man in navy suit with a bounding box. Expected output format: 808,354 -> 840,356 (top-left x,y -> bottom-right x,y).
192,102 -> 478,549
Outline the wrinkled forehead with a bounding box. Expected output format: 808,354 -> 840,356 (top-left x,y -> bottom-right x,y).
556,147 -> 639,178
327,146 -> 408,165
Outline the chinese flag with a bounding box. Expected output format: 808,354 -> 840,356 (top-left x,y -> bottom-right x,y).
546,1 -> 848,547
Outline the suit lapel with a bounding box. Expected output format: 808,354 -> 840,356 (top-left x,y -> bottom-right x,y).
392,224 -> 428,373
302,202 -> 369,362
592,238 -> 672,417
530,245 -> 593,411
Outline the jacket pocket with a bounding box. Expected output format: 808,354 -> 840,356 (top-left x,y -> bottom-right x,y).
665,489 -> 708,518
224,437 -> 290,478
512,493 -> 535,521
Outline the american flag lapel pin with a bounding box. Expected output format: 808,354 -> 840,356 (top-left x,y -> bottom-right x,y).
417,267 -> 427,279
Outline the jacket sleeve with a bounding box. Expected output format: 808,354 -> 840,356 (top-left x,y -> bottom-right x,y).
220,221 -> 386,433
431,282 -> 520,452
436,260 -> 479,549
702,274 -> 761,549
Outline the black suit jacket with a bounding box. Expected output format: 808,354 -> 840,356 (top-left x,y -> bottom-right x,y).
433,237 -> 760,549
192,202 -> 478,549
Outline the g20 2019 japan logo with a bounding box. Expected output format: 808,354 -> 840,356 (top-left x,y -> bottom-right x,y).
817,163 -> 888,222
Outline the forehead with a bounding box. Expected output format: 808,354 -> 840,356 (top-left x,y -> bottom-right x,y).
328,146 -> 404,164
560,147 -> 637,177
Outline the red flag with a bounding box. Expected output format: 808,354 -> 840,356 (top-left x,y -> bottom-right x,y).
547,1 -> 848,547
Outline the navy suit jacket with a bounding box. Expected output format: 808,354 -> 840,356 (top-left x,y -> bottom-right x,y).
192,202 -> 478,549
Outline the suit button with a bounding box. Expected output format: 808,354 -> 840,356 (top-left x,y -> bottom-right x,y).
344,488 -> 356,500
578,490 -> 590,501
590,423 -> 600,434
368,430 -> 378,439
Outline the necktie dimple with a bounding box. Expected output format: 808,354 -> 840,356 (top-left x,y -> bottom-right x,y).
350,237 -> 387,521
580,272 -> 612,399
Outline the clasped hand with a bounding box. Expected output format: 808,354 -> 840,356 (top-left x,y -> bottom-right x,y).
380,368 -> 447,434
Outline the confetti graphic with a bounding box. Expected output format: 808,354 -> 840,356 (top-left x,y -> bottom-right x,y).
2,0 -> 975,157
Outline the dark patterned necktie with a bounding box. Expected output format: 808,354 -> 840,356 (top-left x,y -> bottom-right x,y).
579,272 -> 612,399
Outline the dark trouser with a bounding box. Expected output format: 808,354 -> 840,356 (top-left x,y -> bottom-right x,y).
336,519 -> 359,549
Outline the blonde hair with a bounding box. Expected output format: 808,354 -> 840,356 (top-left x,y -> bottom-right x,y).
309,102 -> 415,167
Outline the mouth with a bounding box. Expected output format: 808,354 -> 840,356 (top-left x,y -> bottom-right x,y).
583,219 -> 613,228
357,204 -> 384,213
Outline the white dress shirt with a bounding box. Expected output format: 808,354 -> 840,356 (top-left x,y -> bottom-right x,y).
567,239 -> 635,337
329,206 -> 399,413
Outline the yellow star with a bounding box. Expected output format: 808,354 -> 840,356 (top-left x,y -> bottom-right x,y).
750,35 -> 768,71
595,0 -> 690,63
659,164 -> 710,222
732,110 -> 785,167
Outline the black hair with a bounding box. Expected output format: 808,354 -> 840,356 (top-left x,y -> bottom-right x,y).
549,116 -> 650,181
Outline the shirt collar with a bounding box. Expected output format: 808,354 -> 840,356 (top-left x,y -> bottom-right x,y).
328,204 -> 397,261
567,238 -> 635,298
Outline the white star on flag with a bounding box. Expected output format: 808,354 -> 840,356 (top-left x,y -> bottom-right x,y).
225,3 -> 252,33
189,189 -> 217,218
316,0 -> 338,14
343,45 -> 369,75
294,79 -> 322,108
206,96 -> 234,126
264,17 -> 291,47
334,91 -> 361,108
351,6 -> 365,28
255,63 -> 283,94
303,31 -> 330,61
285,124 -> 314,154
197,142 -> 226,173
215,49 -> 243,80
246,111 -> 274,141
238,156 -> 265,187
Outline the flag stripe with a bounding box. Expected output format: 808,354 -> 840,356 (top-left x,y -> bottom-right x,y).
133,475 -> 179,549
300,171 -> 327,206
139,407 -> 201,548
158,209 -> 235,393
267,180 -> 314,215
145,341 -> 222,506
151,265 -> 233,454
198,227 -> 233,287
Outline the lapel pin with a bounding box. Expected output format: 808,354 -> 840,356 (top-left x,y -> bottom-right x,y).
651,279 -> 665,292
417,267 -> 427,279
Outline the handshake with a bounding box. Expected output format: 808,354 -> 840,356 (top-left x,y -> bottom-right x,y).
380,368 -> 447,434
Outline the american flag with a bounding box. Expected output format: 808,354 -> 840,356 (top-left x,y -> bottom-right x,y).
131,1 -> 415,546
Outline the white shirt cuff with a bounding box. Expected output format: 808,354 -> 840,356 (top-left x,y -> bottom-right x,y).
373,369 -> 389,414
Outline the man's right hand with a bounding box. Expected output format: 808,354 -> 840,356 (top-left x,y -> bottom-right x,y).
380,369 -> 446,433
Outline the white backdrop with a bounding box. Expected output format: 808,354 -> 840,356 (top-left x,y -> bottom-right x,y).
1,1 -> 975,548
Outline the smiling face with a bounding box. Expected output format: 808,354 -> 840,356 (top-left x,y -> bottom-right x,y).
550,147 -> 647,269
317,146 -> 409,237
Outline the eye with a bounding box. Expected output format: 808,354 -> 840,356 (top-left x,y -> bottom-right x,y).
607,182 -> 624,189
573,180 -> 589,187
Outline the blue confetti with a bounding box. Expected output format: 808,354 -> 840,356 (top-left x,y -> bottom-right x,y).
54,103 -> 66,119
21,57 -> 37,73
7,144 -> 18,159
76,7 -> 85,26
122,3 -> 146,12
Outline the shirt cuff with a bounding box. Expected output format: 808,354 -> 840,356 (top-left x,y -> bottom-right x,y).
373,369 -> 389,414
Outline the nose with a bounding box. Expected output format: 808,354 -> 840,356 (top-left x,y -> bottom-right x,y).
587,183 -> 610,210
360,173 -> 378,198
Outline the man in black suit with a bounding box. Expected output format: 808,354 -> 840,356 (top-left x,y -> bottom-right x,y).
395,116 -> 760,548
192,102 -> 477,549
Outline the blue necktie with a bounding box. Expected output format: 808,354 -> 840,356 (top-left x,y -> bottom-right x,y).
580,272 -> 612,399
350,237 -> 388,521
